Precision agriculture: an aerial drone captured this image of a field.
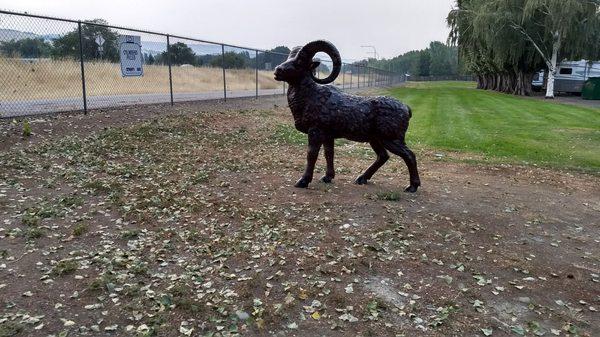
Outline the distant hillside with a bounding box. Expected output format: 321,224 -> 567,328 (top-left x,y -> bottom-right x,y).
0,28 -> 232,56
0,29 -> 38,42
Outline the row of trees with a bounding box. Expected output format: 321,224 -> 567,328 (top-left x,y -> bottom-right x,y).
146,44 -> 291,69
0,19 -> 293,70
146,43 -> 251,68
366,41 -> 461,77
0,19 -> 121,61
448,0 -> 600,97
0,37 -> 53,58
2,18 -> 472,78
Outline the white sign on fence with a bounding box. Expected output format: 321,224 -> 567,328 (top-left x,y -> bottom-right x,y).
95,35 -> 105,46
95,36 -> 105,57
118,35 -> 143,77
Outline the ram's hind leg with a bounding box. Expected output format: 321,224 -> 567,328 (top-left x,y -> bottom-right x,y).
383,140 -> 421,193
355,141 -> 389,185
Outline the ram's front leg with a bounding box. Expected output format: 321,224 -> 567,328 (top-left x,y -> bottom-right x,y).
320,138 -> 335,183
295,128 -> 323,188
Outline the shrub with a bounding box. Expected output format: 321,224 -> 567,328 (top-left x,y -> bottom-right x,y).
375,191 -> 402,201
72,223 -> 88,236
22,120 -> 32,137
0,321 -> 24,337
25,227 -> 44,240
121,229 -> 140,239
51,260 -> 78,276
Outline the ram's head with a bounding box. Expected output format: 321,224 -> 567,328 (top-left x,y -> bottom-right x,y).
274,40 -> 342,84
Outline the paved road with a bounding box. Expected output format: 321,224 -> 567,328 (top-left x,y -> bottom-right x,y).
0,82 -> 389,118
0,89 -> 287,118
545,95 -> 600,109
529,92 -> 600,109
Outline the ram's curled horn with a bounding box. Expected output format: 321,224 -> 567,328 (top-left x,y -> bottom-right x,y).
298,40 -> 342,84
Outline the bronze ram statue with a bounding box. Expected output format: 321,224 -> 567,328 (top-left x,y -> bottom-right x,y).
274,40 -> 420,192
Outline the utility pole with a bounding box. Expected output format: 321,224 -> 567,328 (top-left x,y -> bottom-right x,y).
360,45 -> 378,60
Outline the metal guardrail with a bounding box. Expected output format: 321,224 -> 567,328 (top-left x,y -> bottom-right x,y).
0,9 -> 405,118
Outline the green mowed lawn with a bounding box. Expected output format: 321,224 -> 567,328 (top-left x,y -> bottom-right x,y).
389,81 -> 600,173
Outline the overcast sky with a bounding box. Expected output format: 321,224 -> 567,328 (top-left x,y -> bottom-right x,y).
0,0 -> 455,61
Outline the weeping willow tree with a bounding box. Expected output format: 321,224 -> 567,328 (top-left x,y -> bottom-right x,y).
448,0 -> 600,96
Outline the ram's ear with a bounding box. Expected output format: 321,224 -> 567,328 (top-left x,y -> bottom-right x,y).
310,61 -> 320,70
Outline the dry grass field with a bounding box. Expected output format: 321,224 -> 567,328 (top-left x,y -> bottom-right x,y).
1,58 -> 380,102
0,58 -> 280,101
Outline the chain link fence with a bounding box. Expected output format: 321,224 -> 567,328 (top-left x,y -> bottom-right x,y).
408,75 -> 474,82
0,10 -> 404,118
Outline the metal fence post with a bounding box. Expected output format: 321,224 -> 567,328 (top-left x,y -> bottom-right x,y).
342,64 -> 345,89
166,35 -> 174,106
349,65 -> 353,88
281,53 -> 286,96
77,21 -> 87,114
363,67 -> 368,88
255,50 -> 258,98
363,67 -> 366,87
357,66 -> 360,89
221,44 -> 227,101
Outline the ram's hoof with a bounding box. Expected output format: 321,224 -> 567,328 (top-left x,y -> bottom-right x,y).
404,185 -> 419,193
354,176 -> 369,185
320,176 -> 333,183
294,178 -> 310,188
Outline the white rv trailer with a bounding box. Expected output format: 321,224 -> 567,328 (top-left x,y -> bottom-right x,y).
532,60 -> 600,93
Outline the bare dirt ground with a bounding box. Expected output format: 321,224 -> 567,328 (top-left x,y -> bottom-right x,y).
0,94 -> 598,337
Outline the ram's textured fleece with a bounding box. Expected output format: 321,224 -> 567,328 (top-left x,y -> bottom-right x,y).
274,40 -> 421,192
